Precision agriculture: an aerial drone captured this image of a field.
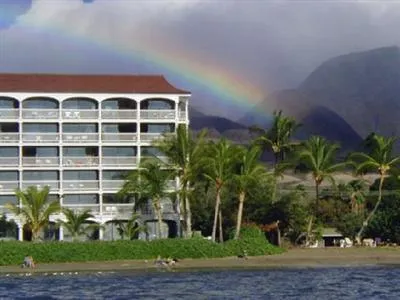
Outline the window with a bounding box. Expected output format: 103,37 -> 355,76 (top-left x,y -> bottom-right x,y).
63,194 -> 98,204
63,171 -> 98,180
141,123 -> 174,133
0,147 -> 18,157
141,146 -> 163,157
63,147 -> 98,157
23,147 -> 58,157
102,170 -> 129,180
102,123 -> 136,133
0,195 -> 17,205
23,123 -> 58,133
0,123 -> 18,133
0,97 -> 18,109
23,171 -> 59,181
102,98 -> 136,110
102,147 -> 136,157
141,99 -> 174,109
63,124 -> 97,133
0,171 -> 18,181
62,98 -> 97,109
22,98 -> 58,109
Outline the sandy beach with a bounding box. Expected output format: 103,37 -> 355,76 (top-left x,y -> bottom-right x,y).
2,247 -> 400,275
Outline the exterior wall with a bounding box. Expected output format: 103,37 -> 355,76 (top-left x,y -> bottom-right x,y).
0,92 -> 190,240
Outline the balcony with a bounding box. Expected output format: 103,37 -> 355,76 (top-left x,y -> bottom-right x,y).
0,133 -> 19,143
61,204 -> 100,214
63,156 -> 99,167
21,181 -> 59,191
102,180 -> 124,190
102,157 -> 137,167
62,110 -> 98,120
0,157 -> 19,167
178,111 -> 187,121
22,109 -> 59,120
22,133 -> 59,143
140,110 -> 175,120
140,133 -> 163,143
101,110 -> 137,120
63,180 -> 99,191
62,133 -> 98,143
22,157 -> 59,167
102,204 -> 133,219
101,133 -> 137,143
0,181 -> 18,193
0,109 -> 18,120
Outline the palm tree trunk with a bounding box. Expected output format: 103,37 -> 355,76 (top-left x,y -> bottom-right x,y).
234,191 -> 245,239
154,200 -> 163,239
184,188 -> 192,238
356,175 -> 385,241
315,181 -> 320,217
218,208 -> 224,243
211,188 -> 221,242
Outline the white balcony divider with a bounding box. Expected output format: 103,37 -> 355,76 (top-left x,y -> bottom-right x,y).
63,156 -> 99,167
140,133 -> 163,143
22,157 -> 59,167
101,133 -> 137,143
0,133 -> 19,143
0,181 -> 18,192
22,109 -> 59,119
102,156 -> 137,167
0,157 -> 19,166
22,133 -> 59,143
62,133 -> 98,143
21,181 -> 59,191
62,109 -> 98,119
102,180 -> 125,190
0,109 -> 19,119
140,109 -> 175,120
101,110 -> 137,119
62,180 -> 99,191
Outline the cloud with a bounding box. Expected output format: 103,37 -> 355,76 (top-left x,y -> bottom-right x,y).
0,0 -> 32,29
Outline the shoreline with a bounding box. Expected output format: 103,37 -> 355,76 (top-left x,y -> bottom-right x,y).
2,248 -> 400,275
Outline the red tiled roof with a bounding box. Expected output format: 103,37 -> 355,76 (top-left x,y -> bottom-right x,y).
0,73 -> 190,94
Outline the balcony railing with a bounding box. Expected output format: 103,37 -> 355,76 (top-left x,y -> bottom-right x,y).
102,157 -> 137,167
102,204 -> 133,218
0,157 -> 19,167
62,133 -> 98,143
140,133 -> 164,143
101,110 -> 137,120
0,109 -> 18,120
62,204 -> 100,214
62,110 -> 99,119
102,180 -> 125,190
63,180 -> 99,191
63,156 -> 99,167
178,111 -> 187,121
22,133 -> 59,143
140,110 -> 175,120
0,133 -> 19,143
22,157 -> 59,167
22,109 -> 59,119
21,181 -> 59,191
166,180 -> 177,190
101,133 -> 137,143
0,181 -> 18,192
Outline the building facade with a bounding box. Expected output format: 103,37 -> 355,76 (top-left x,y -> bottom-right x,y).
0,74 -> 190,241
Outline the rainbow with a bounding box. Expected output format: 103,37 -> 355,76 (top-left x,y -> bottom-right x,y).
7,6 -> 267,111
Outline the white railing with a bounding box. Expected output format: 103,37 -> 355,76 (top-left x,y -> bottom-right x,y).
140,109 -> 175,120
102,157 -> 137,167
178,111 -> 187,121
63,180 -> 99,191
62,204 -> 100,214
102,180 -> 125,190
102,204 -> 133,218
101,133 -> 137,143
22,133 -> 59,143
63,156 -> 99,167
140,133 -> 164,143
62,110 -> 99,119
0,157 -> 19,166
0,181 -> 18,192
22,157 -> 59,167
21,181 -> 59,191
22,109 -> 59,119
101,110 -> 137,119
0,133 -> 19,143
62,133 -> 98,143
166,180 -> 177,190
0,109 -> 19,119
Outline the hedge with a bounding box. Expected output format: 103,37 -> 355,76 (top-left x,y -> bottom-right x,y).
0,237 -> 283,266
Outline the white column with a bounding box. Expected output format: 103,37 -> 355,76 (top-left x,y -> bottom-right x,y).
18,224 -> 23,241
99,226 -> 104,240
59,225 -> 64,241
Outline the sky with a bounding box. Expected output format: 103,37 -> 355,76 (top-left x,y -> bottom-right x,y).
1,0 -> 400,119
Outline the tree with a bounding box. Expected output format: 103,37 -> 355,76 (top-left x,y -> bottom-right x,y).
342,179 -> 369,215
119,159 -> 173,239
203,139 -> 237,242
113,213 -> 146,240
232,145 -> 270,239
57,208 -> 98,241
250,110 -> 301,165
349,134 -> 400,241
6,186 -> 60,241
155,124 -> 207,238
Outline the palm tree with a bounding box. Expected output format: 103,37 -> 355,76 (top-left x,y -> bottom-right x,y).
203,139 -> 238,242
57,208 -> 98,241
338,179 -> 369,215
349,134 -> 400,241
232,145 -> 271,239
155,124 -> 207,238
119,159 -> 172,239
250,110 -> 301,165
113,213 -> 146,240
6,186 -> 60,241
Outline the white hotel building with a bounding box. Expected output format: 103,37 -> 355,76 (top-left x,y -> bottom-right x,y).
0,73 -> 190,241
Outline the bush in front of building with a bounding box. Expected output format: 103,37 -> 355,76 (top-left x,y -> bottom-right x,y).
0,237 -> 283,266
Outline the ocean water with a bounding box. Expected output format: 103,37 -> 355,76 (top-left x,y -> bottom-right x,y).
1,266 -> 400,299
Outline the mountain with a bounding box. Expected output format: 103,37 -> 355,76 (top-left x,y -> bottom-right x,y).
241,46 -> 400,148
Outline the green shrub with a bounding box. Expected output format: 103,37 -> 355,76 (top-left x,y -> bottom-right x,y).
0,237 -> 283,266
